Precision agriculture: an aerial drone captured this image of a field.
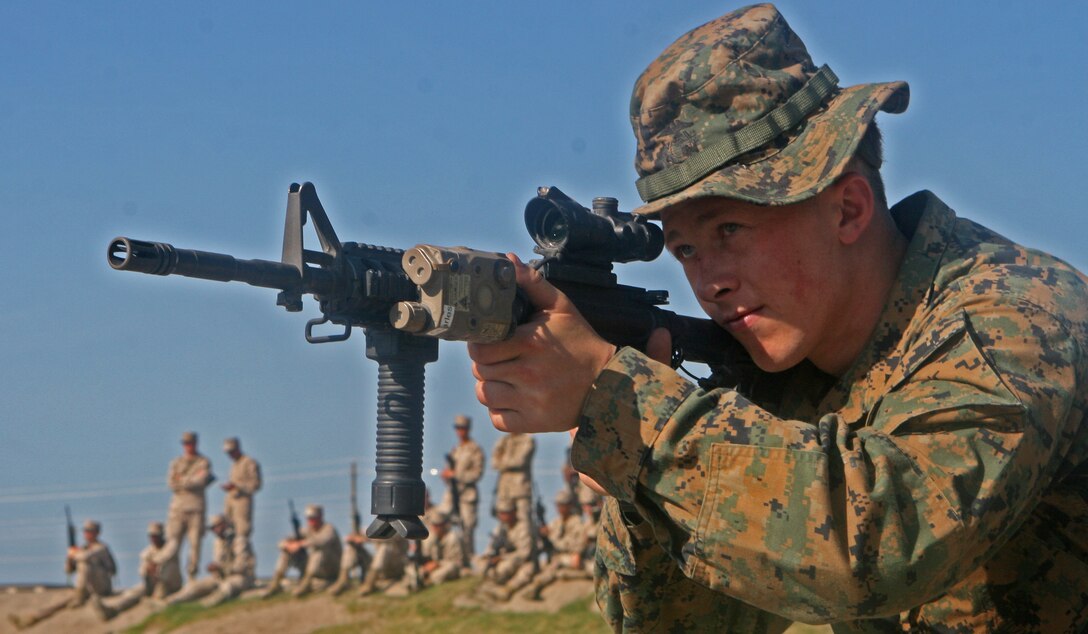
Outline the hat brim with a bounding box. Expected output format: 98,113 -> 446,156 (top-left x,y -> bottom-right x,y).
633,81 -> 909,217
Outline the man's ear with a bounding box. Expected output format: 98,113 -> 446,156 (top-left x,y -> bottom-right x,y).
834,172 -> 875,245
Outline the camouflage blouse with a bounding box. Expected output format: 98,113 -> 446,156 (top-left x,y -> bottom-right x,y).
571,191 -> 1088,633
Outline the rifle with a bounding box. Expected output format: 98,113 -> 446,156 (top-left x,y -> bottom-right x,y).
64,505 -> 76,549
287,499 -> 308,569
444,453 -> 462,525
533,487 -> 554,564
108,183 -> 749,539
350,461 -> 362,536
64,505 -> 76,584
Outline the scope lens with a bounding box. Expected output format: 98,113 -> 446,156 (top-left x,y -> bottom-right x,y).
536,209 -> 569,248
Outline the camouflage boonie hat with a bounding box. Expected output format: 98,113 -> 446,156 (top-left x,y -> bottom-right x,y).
304,504 -> 323,519
180,431 -> 197,444
453,414 -> 471,429
222,436 -> 239,452
147,521 -> 164,536
630,3 -> 909,217
83,519 -> 101,533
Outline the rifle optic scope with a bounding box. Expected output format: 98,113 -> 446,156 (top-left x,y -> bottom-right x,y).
524,186 -> 664,264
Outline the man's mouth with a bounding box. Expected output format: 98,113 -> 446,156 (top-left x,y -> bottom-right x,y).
723,307 -> 761,330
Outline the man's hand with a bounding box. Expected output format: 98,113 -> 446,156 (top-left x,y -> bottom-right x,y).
440,468 -> 454,481
206,561 -> 220,574
221,482 -> 235,492
567,327 -> 672,497
468,254 -> 616,434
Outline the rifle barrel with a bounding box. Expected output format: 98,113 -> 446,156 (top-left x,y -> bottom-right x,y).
108,237 -> 339,296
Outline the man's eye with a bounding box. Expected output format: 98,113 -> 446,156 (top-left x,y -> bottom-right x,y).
719,222 -> 741,236
672,244 -> 695,260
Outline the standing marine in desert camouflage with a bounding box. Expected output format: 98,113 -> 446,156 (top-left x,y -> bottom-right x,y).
490,431 -> 534,528
166,430 -> 215,581
220,436 -> 261,561
440,414 -> 484,555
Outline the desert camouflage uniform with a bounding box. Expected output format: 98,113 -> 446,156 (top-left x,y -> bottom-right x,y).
165,521 -> 255,607
268,520 -> 342,596
166,452 -> 214,579
443,438 -> 484,554
358,536 -> 409,594
522,511 -> 590,599
491,433 -> 535,525
12,539 -> 116,628
481,517 -> 536,600
405,527 -> 466,590
100,533 -> 182,617
223,451 -> 261,559
573,192 -> 1088,632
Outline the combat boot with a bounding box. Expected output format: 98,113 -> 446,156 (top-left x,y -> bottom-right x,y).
357,569 -> 378,596
259,578 -> 283,599
292,578 -> 314,598
201,591 -> 227,608
91,596 -> 117,621
8,614 -> 33,631
327,572 -> 350,596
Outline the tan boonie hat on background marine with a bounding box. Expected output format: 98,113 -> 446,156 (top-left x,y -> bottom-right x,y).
630,3 -> 909,217
223,437 -> 239,452
453,414 -> 471,428
83,519 -> 101,533
304,504 -> 323,519
147,521 -> 164,536
180,431 -> 197,444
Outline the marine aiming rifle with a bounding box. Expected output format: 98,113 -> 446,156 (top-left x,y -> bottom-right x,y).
108,182 -> 749,540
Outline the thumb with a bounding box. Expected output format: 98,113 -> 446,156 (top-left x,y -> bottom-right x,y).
507,253 -> 573,314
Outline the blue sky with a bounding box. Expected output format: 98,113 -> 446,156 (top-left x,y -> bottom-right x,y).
1,1 -> 1085,585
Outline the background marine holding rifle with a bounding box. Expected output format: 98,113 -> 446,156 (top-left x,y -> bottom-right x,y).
468,3 -> 1088,632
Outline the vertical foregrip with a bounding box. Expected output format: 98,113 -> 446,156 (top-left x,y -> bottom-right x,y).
372,359 -> 425,511
364,329 -> 436,540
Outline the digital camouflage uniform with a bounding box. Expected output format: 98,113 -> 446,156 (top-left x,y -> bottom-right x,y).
167,436 -> 215,580
222,438 -> 261,562
574,192 -> 1088,631
567,4 -> 1088,633
491,432 -> 535,526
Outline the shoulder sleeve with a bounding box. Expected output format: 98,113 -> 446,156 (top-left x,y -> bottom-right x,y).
573,290 -> 1083,624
